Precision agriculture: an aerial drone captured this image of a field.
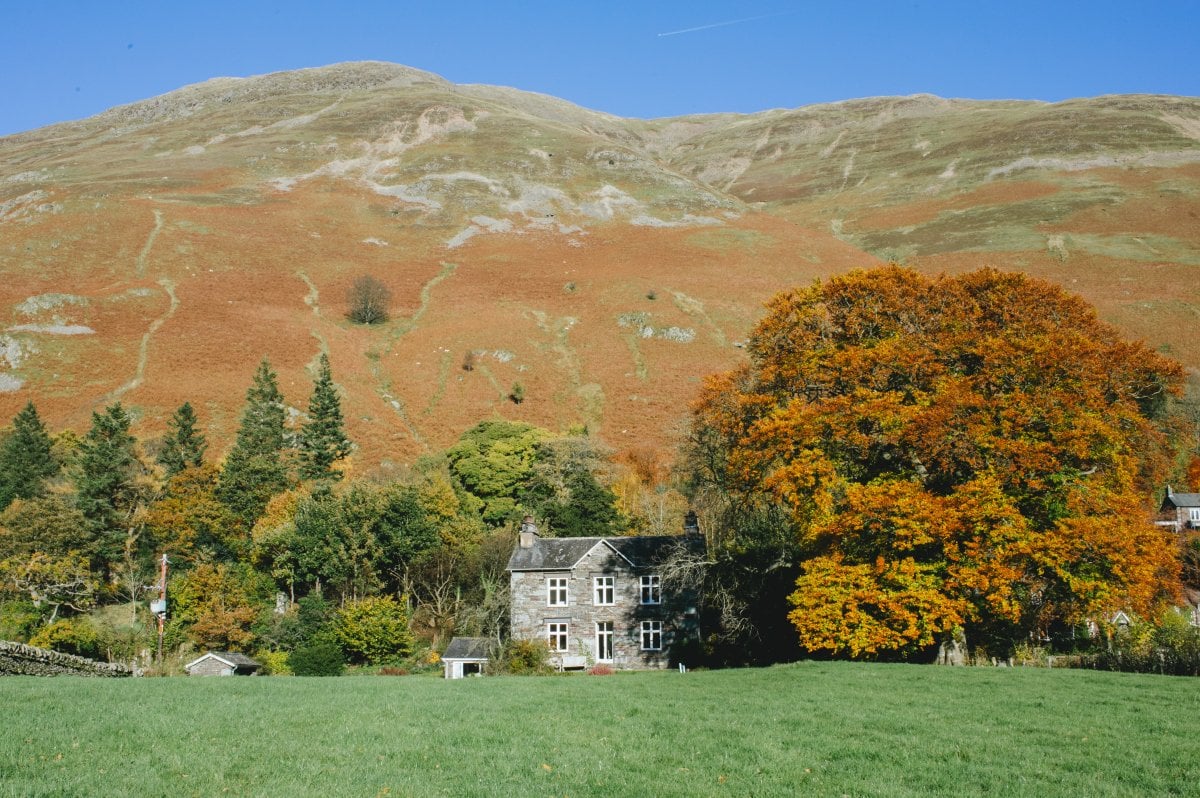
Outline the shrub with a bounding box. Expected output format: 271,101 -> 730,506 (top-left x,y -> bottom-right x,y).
296,593 -> 334,639
509,382 -> 525,405
1086,611 -> 1200,676
29,617 -> 100,659
494,638 -> 551,675
255,649 -> 293,675
334,595 -> 414,665
588,664 -> 615,676
94,619 -> 151,664
289,634 -> 345,676
0,599 -> 40,642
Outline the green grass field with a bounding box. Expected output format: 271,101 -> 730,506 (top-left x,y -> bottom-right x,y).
1,662 -> 1197,797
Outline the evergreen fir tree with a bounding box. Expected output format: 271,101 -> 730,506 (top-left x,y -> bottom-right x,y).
0,401 -> 59,509
298,354 -> 353,481
217,358 -> 291,526
157,401 -> 207,477
75,402 -> 140,567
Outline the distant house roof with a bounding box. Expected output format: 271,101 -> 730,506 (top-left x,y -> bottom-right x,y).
1163,492 -> 1200,510
184,651 -> 262,673
507,534 -> 705,572
442,637 -> 491,661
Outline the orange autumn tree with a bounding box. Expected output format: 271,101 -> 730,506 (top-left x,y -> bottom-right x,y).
691,266 -> 1189,659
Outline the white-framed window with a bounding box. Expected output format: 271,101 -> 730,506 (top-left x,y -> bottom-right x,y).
547,577 -> 568,607
640,575 -> 661,605
596,621 -> 613,661
593,576 -> 614,605
547,622 -> 569,652
1190,508 -> 1200,523
640,620 -> 662,651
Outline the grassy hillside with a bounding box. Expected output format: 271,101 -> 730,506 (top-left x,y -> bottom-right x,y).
0,63 -> 1196,467
2,662 -> 1197,797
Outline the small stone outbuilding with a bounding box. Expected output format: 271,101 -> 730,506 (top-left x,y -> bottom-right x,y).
442,637 -> 490,678
184,651 -> 262,676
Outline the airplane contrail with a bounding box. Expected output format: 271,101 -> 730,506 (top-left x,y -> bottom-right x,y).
657,11 -> 794,37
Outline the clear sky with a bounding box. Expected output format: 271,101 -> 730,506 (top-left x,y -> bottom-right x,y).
2,0 -> 1197,137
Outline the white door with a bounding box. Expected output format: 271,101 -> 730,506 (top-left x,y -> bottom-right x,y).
596,621 -> 613,662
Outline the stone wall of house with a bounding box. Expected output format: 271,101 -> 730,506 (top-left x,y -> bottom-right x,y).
0,640 -> 134,677
510,544 -> 673,669
187,656 -> 234,676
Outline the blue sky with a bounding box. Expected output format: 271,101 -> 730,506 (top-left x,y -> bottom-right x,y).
2,0 -> 1197,136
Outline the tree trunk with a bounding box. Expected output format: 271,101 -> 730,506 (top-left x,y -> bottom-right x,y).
936,627 -> 967,666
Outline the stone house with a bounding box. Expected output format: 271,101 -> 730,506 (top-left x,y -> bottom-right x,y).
506,516 -> 704,670
1159,487 -> 1200,532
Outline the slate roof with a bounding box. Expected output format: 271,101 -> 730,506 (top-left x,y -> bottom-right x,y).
507,534 -> 705,572
442,637 -> 491,661
1163,493 -> 1200,509
185,651 -> 262,671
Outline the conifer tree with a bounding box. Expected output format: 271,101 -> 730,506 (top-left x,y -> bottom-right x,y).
298,354 -> 353,481
157,401 -> 207,477
217,358 -> 291,527
75,402 -> 140,567
0,401 -> 59,509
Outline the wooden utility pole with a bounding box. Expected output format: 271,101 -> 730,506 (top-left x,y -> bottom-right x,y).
152,554 -> 168,669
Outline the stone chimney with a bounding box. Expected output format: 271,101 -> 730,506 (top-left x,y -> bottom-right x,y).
518,515 -> 539,548
683,510 -> 700,536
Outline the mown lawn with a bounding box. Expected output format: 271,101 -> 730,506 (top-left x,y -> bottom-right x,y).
1,661 -> 1197,797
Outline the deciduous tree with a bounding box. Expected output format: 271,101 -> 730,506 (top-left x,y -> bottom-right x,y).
0,551 -> 98,624
346,275 -> 390,325
691,266 -> 1190,659
0,496 -> 88,561
334,594 -> 413,664
445,420 -> 549,525
168,562 -> 262,652
144,464 -> 240,562
521,436 -> 623,537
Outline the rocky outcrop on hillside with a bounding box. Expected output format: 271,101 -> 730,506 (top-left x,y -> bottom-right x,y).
0,62 -> 1195,466
0,640 -> 134,677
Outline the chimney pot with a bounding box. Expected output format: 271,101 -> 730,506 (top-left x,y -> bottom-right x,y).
519,515 -> 539,548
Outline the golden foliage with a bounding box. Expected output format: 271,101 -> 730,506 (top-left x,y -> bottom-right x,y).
695,266 -> 1190,656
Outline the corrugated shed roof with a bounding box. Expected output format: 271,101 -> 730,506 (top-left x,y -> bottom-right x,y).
443,637 -> 491,660
507,534 -> 705,572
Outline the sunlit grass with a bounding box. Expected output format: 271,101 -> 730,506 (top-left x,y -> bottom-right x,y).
1,662 -> 1197,797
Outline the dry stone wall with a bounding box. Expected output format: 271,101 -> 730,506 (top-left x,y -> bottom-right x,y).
0,640 -> 133,677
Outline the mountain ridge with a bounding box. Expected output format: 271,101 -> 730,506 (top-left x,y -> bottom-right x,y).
1,62 -> 1196,469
